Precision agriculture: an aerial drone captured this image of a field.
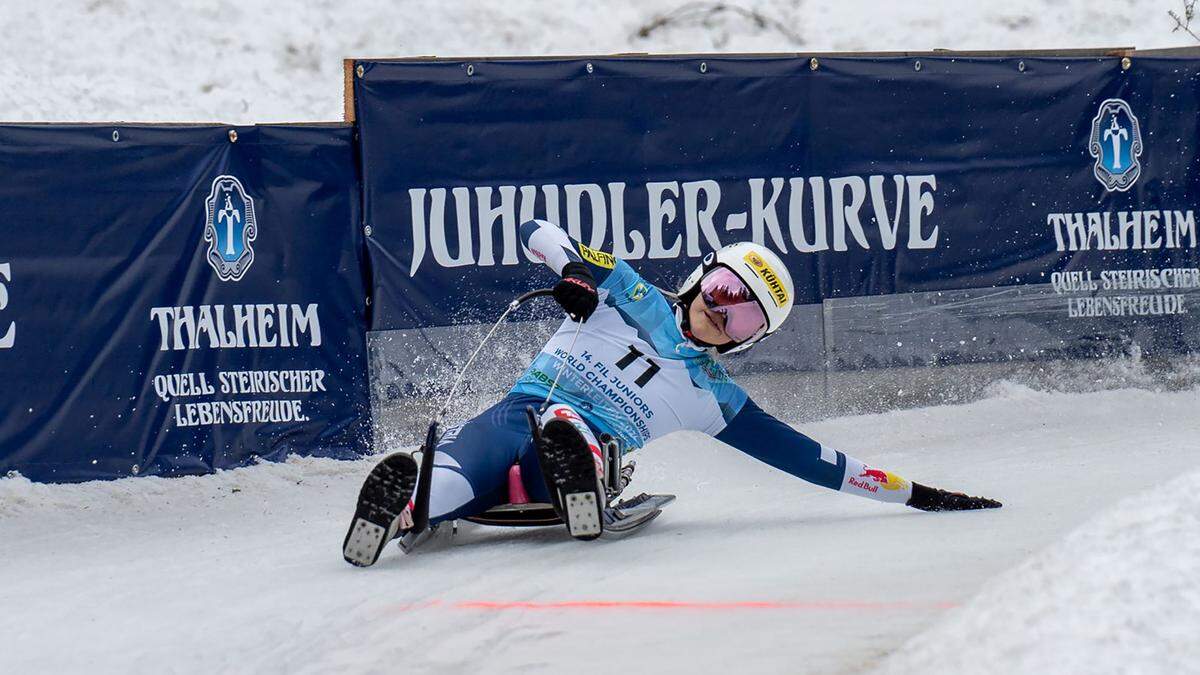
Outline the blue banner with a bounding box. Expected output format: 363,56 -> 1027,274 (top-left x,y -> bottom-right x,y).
0,124 -> 371,482
353,54 -> 1200,348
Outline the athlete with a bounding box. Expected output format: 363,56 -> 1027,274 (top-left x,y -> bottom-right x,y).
344,219 -> 1001,566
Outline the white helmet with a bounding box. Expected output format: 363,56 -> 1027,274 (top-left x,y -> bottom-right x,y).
678,242 -> 794,354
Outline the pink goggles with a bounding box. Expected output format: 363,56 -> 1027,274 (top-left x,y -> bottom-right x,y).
699,267 -> 767,343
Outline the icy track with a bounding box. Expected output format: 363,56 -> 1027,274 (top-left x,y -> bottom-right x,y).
1,384 -> 1197,675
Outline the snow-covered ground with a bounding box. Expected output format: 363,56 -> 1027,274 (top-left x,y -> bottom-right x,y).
0,0 -> 1194,124
875,464 -> 1200,675
3,2 -> 1199,673
2,383 -> 1197,674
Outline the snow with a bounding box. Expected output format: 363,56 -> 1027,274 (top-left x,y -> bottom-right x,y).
873,466 -> 1200,675
2,383 -> 1197,674
0,0 -> 1193,124
2,2 -> 1199,672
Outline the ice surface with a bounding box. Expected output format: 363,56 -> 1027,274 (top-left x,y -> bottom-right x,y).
2,385 -> 1197,674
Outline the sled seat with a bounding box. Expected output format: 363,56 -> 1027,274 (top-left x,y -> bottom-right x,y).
463,502 -> 563,527
463,433 -> 632,528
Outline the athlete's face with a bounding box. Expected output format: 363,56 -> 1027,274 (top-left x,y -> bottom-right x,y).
688,294 -> 734,346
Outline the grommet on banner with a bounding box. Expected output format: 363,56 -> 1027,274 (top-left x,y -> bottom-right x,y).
111,130 -> 120,142
700,62 -> 707,73
914,60 -> 922,72
365,296 -> 372,307
466,63 -> 475,76
228,129 -> 238,143
364,225 -> 373,237
586,62 -> 593,74
356,64 -> 364,78
1018,60 -> 1026,72
809,57 -> 819,71
1121,56 -> 1132,71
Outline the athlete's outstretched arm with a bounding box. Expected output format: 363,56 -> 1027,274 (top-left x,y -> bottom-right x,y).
714,398 -> 1001,511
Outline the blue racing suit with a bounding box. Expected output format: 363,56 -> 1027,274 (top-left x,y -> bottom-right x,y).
424,220 -> 914,524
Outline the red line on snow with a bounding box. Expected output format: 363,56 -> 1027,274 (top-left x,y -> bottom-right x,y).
386,599 -> 957,612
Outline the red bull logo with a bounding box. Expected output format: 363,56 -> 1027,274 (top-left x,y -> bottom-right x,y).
848,467 -> 909,493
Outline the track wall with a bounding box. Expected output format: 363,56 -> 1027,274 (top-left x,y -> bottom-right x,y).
0,125 -> 371,481
5,50 -> 1200,480
353,53 -> 1200,415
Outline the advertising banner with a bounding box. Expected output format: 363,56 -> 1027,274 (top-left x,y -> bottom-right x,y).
354,53 -> 1200,320
352,53 -> 1200,406
0,125 -> 371,482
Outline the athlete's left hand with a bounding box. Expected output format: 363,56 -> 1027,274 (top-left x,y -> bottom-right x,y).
907,483 -> 1002,511
554,262 -> 599,321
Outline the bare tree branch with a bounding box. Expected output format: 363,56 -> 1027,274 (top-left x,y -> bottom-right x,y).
1169,0 -> 1200,43
636,2 -> 803,47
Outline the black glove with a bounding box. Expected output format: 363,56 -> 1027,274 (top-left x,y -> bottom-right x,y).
907,483 -> 1002,511
553,262 -> 599,321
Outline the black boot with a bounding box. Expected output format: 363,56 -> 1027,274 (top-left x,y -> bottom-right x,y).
343,453 -> 419,567
535,417 -> 606,540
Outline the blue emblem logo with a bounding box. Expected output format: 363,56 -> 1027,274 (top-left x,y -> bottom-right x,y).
1088,98 -> 1143,192
204,175 -> 258,281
